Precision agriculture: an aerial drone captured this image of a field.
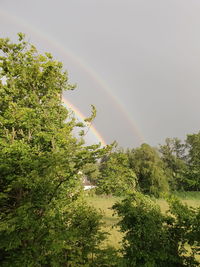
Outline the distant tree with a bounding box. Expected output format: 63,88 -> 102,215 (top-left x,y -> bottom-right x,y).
129,144 -> 169,197
159,138 -> 187,191
82,162 -> 100,184
97,151 -> 137,196
113,192 -> 200,267
0,34 -> 107,266
184,132 -> 200,191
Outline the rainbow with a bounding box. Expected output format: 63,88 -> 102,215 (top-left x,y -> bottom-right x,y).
62,97 -> 107,146
0,7 -> 145,145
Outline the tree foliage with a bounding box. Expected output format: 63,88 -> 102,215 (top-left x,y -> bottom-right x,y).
159,138 -> 187,190
113,193 -> 200,267
159,134 -> 200,191
0,34 -> 107,266
97,151 -> 137,196
129,144 -> 169,197
184,132 -> 200,191
82,162 -> 100,185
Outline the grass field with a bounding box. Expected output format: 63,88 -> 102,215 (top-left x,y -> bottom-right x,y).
86,192 -> 200,249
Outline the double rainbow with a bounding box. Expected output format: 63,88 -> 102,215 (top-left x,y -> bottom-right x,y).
0,7 -> 145,146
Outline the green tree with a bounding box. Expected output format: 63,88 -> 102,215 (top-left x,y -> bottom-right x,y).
159,138 -> 187,191
97,151 -> 137,196
184,132 -> 200,191
130,144 -> 169,197
0,34 -> 107,266
82,162 -> 100,185
113,193 -> 199,267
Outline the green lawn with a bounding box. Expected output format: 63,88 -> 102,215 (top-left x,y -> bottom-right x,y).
86,192 -> 200,249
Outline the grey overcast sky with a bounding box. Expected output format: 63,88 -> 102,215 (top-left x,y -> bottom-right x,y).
1,0 -> 200,147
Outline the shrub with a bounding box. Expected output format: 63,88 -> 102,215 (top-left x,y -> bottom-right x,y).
113,192 -> 200,267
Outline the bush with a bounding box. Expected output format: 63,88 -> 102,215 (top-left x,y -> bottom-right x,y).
113,192 -> 200,267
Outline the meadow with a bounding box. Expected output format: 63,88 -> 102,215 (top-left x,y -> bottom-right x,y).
86,192 -> 200,249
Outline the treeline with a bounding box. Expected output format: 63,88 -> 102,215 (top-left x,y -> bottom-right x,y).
83,133 -> 200,197
82,136 -> 200,266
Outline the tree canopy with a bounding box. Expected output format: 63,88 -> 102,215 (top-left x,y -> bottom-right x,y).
0,33 -> 107,266
128,144 -> 169,197
97,150 -> 137,196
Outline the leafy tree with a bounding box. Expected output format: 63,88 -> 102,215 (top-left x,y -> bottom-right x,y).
0,34 -> 107,266
113,193 -> 200,267
159,138 -> 187,191
184,132 -> 200,191
129,144 -> 169,197
82,162 -> 100,184
97,151 -> 137,196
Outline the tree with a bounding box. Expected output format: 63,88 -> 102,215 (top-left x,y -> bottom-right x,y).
159,138 -> 187,191
129,144 -> 169,197
82,162 -> 100,185
184,132 -> 200,191
97,151 -> 137,196
113,193 -> 200,267
0,34 -> 107,266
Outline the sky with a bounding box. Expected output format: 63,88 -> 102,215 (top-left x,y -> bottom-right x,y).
1,0 -> 200,148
